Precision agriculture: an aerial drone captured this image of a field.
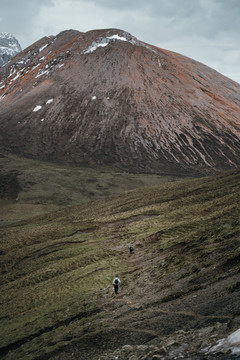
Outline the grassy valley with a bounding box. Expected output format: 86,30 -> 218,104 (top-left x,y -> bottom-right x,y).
0,153 -> 177,225
0,165 -> 239,359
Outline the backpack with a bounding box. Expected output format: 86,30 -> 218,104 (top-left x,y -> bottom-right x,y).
114,278 -> 119,285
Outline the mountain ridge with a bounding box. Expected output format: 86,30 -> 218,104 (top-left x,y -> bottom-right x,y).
0,28 -> 240,176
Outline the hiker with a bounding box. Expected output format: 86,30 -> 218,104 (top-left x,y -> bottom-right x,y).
113,275 -> 121,295
129,245 -> 133,254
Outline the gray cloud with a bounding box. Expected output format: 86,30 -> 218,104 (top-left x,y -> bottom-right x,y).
0,0 -> 53,45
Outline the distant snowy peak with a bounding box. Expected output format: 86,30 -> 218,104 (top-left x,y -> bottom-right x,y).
0,32 -> 22,67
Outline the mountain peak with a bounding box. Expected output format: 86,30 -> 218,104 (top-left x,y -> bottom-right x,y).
0,32 -> 15,39
0,32 -> 22,67
0,29 -> 239,176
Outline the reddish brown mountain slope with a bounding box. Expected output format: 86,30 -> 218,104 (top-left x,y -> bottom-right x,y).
0,29 -> 239,176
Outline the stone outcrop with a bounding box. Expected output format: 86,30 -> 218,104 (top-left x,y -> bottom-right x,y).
98,324 -> 240,359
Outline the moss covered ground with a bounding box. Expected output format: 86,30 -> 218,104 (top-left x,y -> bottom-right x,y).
0,169 -> 239,359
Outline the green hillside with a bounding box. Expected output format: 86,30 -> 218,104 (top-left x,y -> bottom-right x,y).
0,153 -> 177,225
0,170 -> 240,359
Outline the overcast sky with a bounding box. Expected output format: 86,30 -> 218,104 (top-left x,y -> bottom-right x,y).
1,0 -> 239,83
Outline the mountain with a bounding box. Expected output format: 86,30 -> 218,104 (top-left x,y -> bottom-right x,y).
0,170 -> 240,359
0,28 -> 240,176
0,32 -> 22,67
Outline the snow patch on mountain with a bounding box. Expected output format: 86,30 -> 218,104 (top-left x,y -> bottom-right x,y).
35,61 -> 64,78
32,100 -> 54,113
33,105 -> 42,112
39,44 -> 49,52
203,328 -> 240,356
82,31 -> 159,56
36,67 -> 50,78
83,34 -> 129,54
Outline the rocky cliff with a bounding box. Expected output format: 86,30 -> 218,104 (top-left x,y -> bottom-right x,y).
0,29 -> 239,176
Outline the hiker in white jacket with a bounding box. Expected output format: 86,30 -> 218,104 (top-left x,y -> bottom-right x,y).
113,275 -> 121,295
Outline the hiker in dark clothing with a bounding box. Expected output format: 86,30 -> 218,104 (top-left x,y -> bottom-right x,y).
129,245 -> 133,254
113,275 -> 121,294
